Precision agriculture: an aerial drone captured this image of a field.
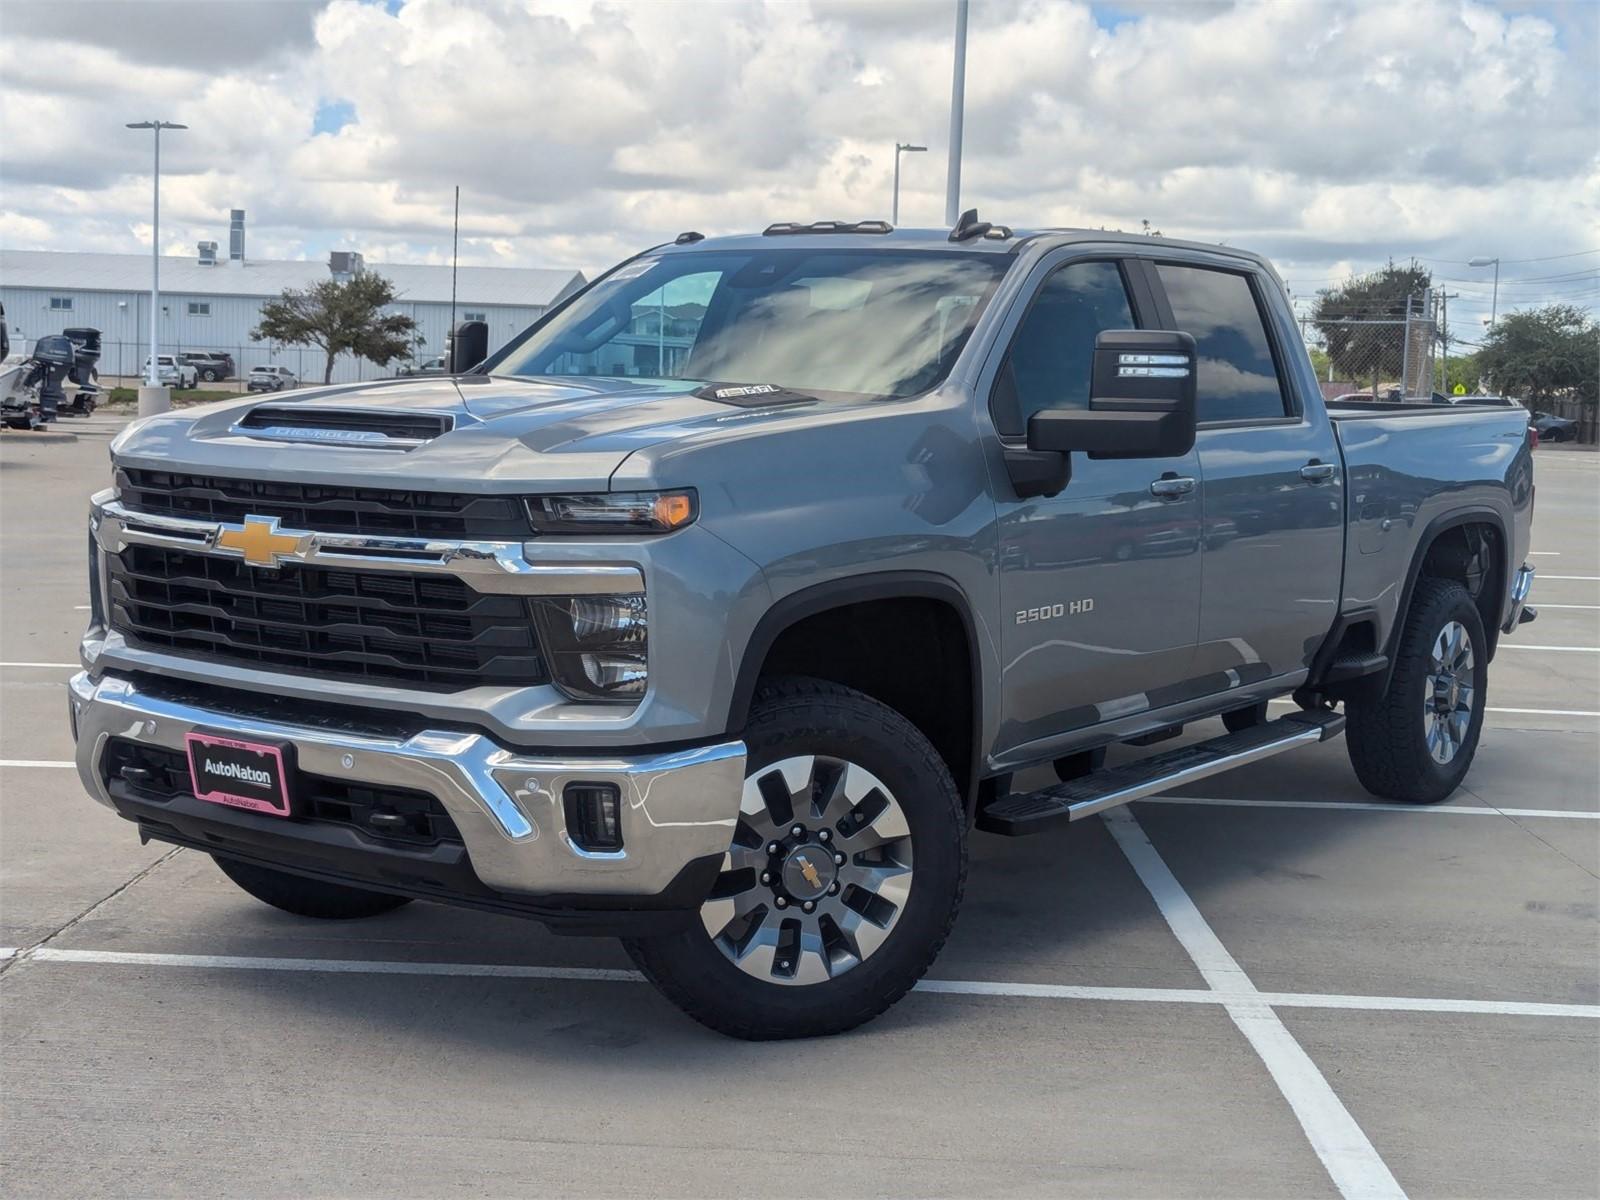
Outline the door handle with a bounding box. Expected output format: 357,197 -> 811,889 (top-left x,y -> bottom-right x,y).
1149,475 -> 1196,499
1300,461 -> 1337,483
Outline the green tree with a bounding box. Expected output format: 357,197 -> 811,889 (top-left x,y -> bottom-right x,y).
1476,305 -> 1599,407
1311,261 -> 1432,394
252,273 -> 418,385
1434,350 -> 1480,395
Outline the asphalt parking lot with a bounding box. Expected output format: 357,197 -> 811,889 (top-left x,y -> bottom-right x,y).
1,418 -> 1595,1199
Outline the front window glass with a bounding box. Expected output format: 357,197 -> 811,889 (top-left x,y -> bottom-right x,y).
487,249 -> 1010,399
992,260 -> 1136,436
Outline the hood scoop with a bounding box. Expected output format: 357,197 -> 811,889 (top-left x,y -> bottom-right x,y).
234,405 -> 458,449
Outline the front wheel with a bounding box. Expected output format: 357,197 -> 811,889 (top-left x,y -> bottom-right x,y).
625,677 -> 967,1039
1345,578 -> 1487,802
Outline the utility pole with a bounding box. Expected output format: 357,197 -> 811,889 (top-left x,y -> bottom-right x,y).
944,0 -> 969,226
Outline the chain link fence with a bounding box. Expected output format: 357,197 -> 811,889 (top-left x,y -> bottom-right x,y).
1301,292 -> 1440,402
72,340 -> 405,390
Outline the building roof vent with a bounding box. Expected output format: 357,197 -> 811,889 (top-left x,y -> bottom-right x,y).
329,251 -> 365,281
228,209 -> 246,264
197,241 -> 218,265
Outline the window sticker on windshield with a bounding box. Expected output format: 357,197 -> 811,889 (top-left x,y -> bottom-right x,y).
608,260 -> 658,281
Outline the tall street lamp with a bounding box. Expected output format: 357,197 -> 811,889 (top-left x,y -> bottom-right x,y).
1468,256 -> 1500,325
892,143 -> 926,225
944,0 -> 969,225
126,119 -> 187,401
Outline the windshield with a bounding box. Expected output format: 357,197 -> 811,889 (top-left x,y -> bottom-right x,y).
485,248 -> 1011,399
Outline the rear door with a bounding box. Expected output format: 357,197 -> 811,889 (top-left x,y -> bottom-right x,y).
983,252 -> 1203,756
1146,259 -> 1344,686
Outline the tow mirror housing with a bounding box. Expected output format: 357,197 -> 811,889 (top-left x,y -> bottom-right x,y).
1027,330 -> 1197,459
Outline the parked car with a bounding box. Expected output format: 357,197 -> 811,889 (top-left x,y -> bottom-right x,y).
395,355 -> 447,377
1530,410 -> 1578,442
245,365 -> 297,392
143,354 -> 197,388
180,352 -> 235,382
71,221 -> 1538,1040
1444,394 -> 1518,408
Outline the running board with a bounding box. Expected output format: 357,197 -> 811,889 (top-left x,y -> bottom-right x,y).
976,709 -> 1346,836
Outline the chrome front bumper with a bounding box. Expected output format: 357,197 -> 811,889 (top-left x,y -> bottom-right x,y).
69,671 -> 745,899
1502,562 -> 1536,632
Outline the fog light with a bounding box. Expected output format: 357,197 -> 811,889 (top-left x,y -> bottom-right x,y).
564,782 -> 623,852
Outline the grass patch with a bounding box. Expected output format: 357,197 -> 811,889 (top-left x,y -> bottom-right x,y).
102,387 -> 239,410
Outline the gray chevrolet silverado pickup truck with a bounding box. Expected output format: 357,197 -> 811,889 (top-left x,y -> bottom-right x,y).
71,218 -> 1537,1038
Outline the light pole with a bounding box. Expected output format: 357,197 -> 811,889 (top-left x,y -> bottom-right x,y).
892,143 -> 926,225
125,119 -> 186,406
1468,256 -> 1500,325
944,0 -> 968,225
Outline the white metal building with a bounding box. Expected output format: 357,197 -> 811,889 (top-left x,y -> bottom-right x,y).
0,213 -> 586,385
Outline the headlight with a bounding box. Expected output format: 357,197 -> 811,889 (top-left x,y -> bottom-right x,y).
531,592 -> 648,703
527,490 -> 696,535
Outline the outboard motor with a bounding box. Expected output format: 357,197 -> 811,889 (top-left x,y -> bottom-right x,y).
25,334 -> 73,424
62,327 -> 102,413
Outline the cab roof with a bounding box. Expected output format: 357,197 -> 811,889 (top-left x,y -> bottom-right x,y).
654,224 -> 1275,273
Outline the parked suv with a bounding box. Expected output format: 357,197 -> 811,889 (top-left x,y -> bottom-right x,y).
245,365 -> 297,392
180,352 -> 235,382
143,354 -> 197,388
72,219 -> 1537,1039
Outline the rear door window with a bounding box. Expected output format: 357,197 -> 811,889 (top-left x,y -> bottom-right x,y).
1154,264 -> 1289,423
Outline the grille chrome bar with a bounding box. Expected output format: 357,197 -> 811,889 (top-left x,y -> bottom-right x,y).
95,498 -> 643,596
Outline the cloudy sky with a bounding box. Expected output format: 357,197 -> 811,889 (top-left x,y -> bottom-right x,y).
2,0 -> 1596,337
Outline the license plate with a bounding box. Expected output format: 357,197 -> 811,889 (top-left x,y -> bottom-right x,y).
185,732 -> 293,817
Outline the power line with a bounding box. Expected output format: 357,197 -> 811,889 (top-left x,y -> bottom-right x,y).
1414,247 -> 1600,265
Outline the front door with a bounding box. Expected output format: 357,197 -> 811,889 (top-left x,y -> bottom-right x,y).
987,256 -> 1203,757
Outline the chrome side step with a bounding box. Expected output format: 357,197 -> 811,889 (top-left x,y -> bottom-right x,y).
976,709 -> 1346,836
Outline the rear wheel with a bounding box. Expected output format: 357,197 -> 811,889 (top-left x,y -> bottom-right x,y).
1345,578 -> 1487,802
624,677 -> 966,1039
212,855 -> 412,919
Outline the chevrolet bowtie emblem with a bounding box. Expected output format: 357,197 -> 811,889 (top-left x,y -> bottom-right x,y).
799,857 -> 823,889
215,516 -> 310,568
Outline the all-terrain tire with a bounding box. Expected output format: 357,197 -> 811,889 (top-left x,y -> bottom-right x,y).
624,677 -> 967,1040
1345,578 -> 1488,803
212,855 -> 412,919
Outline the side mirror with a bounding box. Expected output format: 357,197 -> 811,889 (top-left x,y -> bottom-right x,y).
448,320 -> 488,374
1027,330 -> 1197,459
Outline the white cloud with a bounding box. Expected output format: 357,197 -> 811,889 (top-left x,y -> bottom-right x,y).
0,0 -> 1594,327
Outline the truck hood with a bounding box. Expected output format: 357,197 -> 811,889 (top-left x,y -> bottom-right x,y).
109,374 -> 833,492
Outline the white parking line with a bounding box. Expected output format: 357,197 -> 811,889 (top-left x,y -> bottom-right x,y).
1541,575 -> 1600,581
1500,643 -> 1600,653
1141,796 -> 1598,820
14,948 -> 1598,1022
1535,604 -> 1600,611
0,661 -> 78,669
1102,808 -> 1406,1200
0,760 -> 75,769
1528,552 -> 1561,557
